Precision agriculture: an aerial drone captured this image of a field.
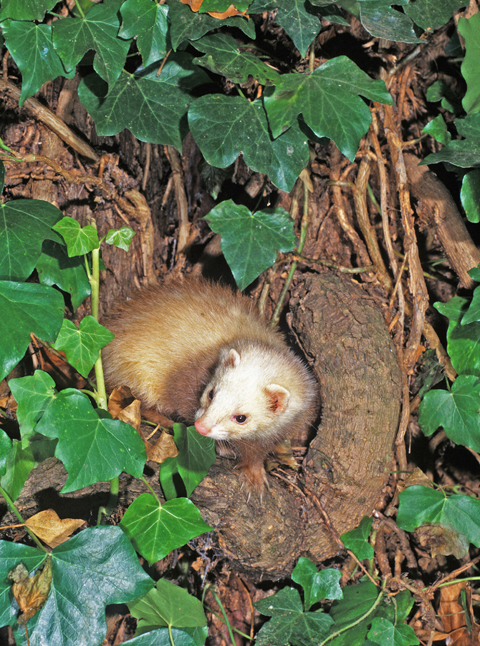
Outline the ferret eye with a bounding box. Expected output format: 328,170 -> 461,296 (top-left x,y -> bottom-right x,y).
234,414 -> 247,424
207,388 -> 214,401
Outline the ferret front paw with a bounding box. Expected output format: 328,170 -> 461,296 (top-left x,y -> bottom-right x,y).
238,462 -> 270,501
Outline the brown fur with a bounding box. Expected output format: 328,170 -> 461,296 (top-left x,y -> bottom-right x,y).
102,277 -> 317,492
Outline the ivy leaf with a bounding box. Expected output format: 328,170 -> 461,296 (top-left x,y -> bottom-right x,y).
53,317 -> 114,378
263,56 -> 393,161
105,226 -> 136,252
36,240 -> 91,311
52,0 -> 131,88
422,113 -> 480,168
359,2 -> 422,44
2,21 -> 72,105
121,629 -> 198,645
159,424 -> 215,500
78,54 -> 211,151
398,485 -> 480,549
291,559 -> 342,611
368,617 -> 419,646
119,0 -> 169,67
120,494 -> 212,565
204,200 -> 296,289
254,587 -> 334,646
189,95 -> 310,192
275,0 -> 322,57
435,297 -> 480,375
167,0 -> 255,50
423,114 -> 451,146
0,199 -> 64,282
461,170 -> 480,224
461,285 -> 480,324
341,516 -> 375,561
0,281 -> 64,381
9,371 -> 57,440
52,217 -> 100,257
458,13 -> 480,115
192,32 -> 281,85
0,0 -> 58,21
0,438 -> 56,502
0,430 -> 12,477
128,579 -> 207,635
0,527 -> 153,646
419,374 -> 480,452
404,0 -> 466,31
34,389 -> 146,493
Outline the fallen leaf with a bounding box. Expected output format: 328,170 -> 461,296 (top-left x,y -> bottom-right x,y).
25,510 -> 85,548
9,559 -> 52,624
146,430 -> 178,463
180,0 -> 248,19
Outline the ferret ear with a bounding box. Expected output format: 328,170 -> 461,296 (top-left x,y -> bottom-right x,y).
264,384 -> 290,414
222,348 -> 240,368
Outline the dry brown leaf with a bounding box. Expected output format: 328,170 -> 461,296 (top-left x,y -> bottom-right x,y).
437,582 -> 474,645
180,0 -> 247,18
9,559 -> 52,625
25,510 -> 85,548
146,430 -> 178,463
107,385 -> 136,417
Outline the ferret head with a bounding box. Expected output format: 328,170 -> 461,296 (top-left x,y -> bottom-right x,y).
194,343 -> 313,443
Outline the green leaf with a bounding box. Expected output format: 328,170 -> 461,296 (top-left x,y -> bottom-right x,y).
9,370 -> 57,440
78,54 -> 211,151
368,617 -> 419,646
263,57 -> 393,161
2,20 -> 72,107
341,516 -> 374,561
200,0 -> 250,11
435,297 -> 480,375
204,200 -> 296,289
0,0 -> 58,21
0,281 -> 64,381
120,494 -> 212,565
419,375 -> 480,451
461,169 -> 480,223
128,579 -> 207,635
422,114 -> 451,146
404,0 -> 467,31
422,113 -> 480,168
458,13 -> 480,114
192,32 -> 281,85
272,1 -> 322,57
105,226 -> 136,252
52,0 -> 131,88
0,437 -> 55,502
167,0 -> 255,51
36,240 -> 91,311
291,559 -> 342,611
462,285 -> 480,324
159,424 -> 216,500
52,217 -> 100,256
189,95 -> 310,192
119,629 -> 197,645
34,389 -> 146,492
119,0 -> 168,67
0,199 -> 64,282
398,485 -> 480,549
0,527 -> 153,646
254,587 -> 334,646
0,430 -> 12,477
53,317 -> 114,378
360,2 -> 421,44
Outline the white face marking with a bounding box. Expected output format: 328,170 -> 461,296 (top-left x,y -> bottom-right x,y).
194,345 -> 297,441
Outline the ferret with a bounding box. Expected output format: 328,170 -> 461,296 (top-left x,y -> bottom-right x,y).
102,277 -> 318,493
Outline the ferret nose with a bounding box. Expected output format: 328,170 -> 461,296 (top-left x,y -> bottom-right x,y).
195,420 -> 210,436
